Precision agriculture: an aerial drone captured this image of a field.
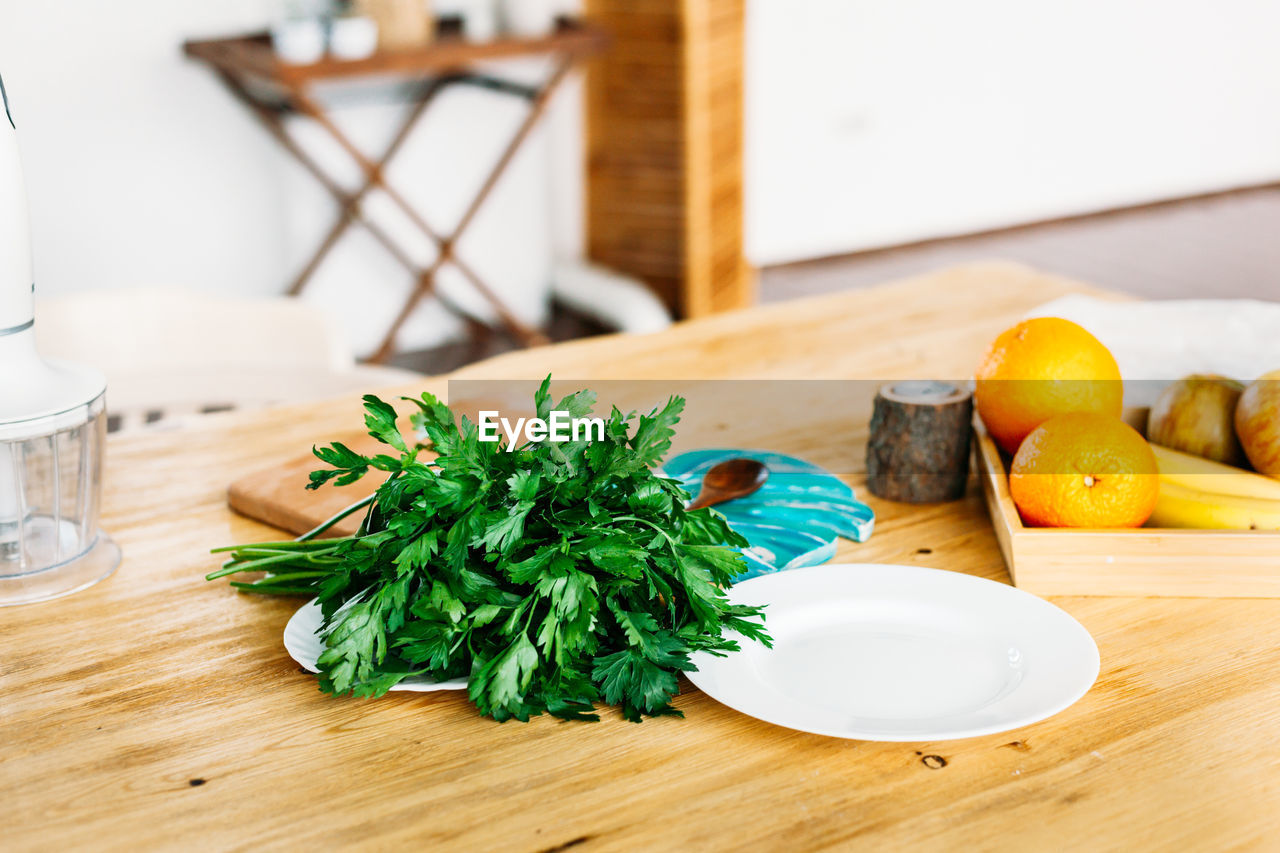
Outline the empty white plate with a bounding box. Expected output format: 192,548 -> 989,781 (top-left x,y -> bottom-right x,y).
686,564 -> 1099,741
283,599 -> 468,692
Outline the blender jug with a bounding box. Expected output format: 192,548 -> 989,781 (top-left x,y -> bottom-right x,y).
0,70 -> 121,605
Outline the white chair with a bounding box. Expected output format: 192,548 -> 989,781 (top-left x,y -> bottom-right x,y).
35,288 -> 423,432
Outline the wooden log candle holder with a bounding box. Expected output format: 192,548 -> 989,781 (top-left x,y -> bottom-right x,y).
865,381 -> 974,503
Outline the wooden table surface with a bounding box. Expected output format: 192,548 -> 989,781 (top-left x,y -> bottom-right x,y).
5,262 -> 1279,851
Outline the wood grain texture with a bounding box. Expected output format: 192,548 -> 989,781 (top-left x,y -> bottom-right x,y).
5,263 -> 1279,851
585,0 -> 753,318
227,432 -> 387,538
975,423 -> 1280,597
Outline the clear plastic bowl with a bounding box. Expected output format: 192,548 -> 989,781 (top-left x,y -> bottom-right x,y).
0,394 -> 120,605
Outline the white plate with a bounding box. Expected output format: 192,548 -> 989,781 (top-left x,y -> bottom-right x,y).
283,599 -> 468,692
686,564 -> 1099,741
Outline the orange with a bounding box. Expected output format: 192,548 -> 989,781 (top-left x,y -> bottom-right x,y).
975,317 -> 1123,454
1009,412 -> 1159,528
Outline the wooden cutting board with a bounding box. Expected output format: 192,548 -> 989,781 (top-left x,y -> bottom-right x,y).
227,396 -> 533,537
228,431 -> 392,538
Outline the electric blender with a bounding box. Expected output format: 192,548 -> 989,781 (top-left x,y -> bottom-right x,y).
0,70 -> 120,605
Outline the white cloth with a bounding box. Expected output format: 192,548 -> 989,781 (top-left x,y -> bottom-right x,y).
1027,295 -> 1280,407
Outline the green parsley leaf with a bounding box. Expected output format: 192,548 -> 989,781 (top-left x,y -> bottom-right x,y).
209,376 -> 769,722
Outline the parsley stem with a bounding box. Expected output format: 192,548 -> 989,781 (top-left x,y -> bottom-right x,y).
247,571 -> 328,583
610,515 -> 677,546
298,494 -> 376,541
210,540 -> 338,554
206,551 -> 323,580
228,582 -> 318,595
217,546 -> 338,559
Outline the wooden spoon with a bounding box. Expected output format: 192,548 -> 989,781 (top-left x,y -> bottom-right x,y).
686,458 -> 770,511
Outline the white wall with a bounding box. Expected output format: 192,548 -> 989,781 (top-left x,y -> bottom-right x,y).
746,0 -> 1280,265
14,0 -> 1272,327
0,1 -> 583,356
0,2 -> 290,296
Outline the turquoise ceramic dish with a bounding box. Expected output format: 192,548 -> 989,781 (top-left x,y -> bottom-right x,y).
662,449 -> 875,582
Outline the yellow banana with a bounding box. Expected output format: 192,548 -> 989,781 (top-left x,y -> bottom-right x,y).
1151,443 -> 1280,501
1148,481 -> 1280,530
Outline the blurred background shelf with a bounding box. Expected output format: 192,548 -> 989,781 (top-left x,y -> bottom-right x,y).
184,20 -> 607,86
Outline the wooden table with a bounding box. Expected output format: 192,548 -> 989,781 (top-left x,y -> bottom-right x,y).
5,263 -> 1278,850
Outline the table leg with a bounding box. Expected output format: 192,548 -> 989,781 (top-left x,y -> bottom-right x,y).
211,70 -> 480,326
287,76 -> 454,297
368,57 -> 574,362
213,61 -> 573,364
285,83 -> 546,359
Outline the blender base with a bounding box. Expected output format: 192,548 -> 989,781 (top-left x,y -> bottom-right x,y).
0,531 -> 121,606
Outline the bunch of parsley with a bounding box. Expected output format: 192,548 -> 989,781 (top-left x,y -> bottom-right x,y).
208,379 -> 771,722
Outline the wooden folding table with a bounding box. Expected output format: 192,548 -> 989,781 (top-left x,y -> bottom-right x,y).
184,21 -> 607,363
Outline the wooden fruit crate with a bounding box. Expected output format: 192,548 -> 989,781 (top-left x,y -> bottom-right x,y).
974,423 -> 1280,598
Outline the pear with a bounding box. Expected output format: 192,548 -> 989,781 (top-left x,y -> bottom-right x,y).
1236,370 -> 1280,478
1147,374 -> 1247,466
